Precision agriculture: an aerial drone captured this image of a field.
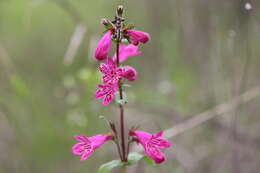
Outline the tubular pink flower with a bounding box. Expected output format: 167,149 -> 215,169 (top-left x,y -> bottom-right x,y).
72,134 -> 113,161
95,31 -> 112,60
129,130 -> 171,164
112,44 -> 142,62
125,29 -> 150,45
95,84 -> 118,105
99,58 -> 123,84
121,66 -> 137,81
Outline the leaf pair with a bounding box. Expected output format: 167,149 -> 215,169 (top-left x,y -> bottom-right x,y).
98,152 -> 154,173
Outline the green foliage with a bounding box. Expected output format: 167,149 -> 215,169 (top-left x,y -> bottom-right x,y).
127,152 -> 155,166
10,75 -> 30,98
98,160 -> 123,173
126,152 -> 144,165
98,153 -> 155,173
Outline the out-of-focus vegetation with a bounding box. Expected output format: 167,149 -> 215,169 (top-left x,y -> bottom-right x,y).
1,0 -> 260,173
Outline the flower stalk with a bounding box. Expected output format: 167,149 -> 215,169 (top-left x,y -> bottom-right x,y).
115,6 -> 127,162
71,4 -> 171,170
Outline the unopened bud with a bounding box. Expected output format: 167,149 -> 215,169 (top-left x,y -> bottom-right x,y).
101,18 -> 115,30
101,18 -> 111,26
117,5 -> 124,17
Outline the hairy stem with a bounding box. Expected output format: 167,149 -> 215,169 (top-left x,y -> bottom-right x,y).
114,135 -> 123,161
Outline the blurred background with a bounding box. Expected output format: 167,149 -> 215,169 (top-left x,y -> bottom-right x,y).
1,0 -> 260,172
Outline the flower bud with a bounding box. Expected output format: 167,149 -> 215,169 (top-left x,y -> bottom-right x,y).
101,18 -> 114,30
95,31 -> 112,60
117,5 -> 124,17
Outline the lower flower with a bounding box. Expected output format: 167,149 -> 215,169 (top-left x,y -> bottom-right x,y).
95,84 -> 118,105
72,134 -> 113,161
129,130 -> 171,164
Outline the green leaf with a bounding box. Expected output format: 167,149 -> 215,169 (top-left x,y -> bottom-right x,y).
10,75 -> 30,98
143,156 -> 155,166
127,152 -> 156,166
127,152 -> 145,165
98,160 -> 123,173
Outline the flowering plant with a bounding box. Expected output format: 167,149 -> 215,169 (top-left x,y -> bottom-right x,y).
72,5 -> 171,172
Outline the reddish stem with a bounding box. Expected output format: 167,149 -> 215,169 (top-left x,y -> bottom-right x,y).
116,29 -> 127,162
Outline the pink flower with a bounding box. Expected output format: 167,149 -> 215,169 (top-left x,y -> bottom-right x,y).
112,44 -> 142,62
125,30 -> 150,45
95,84 -> 118,105
99,58 -> 123,84
95,31 -> 112,60
129,130 -> 171,164
72,134 -> 113,161
121,66 -> 137,81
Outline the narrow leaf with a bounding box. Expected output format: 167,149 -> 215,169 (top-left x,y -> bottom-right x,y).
127,152 -> 144,165
143,156 -> 155,165
98,160 -> 123,173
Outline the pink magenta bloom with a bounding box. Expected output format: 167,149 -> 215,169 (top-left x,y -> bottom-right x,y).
121,66 -> 137,81
95,31 -> 112,60
95,84 -> 118,105
129,130 -> 171,164
72,134 -> 113,161
113,44 -> 142,62
125,30 -> 150,45
99,58 -> 123,84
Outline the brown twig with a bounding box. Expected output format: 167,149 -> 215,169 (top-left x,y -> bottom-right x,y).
163,85 -> 260,139
132,85 -> 260,152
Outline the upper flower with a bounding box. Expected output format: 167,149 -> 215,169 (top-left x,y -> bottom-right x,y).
112,44 -> 142,63
95,84 -> 118,105
124,29 -> 150,45
129,130 -> 171,164
72,134 -> 113,161
95,31 -> 113,60
99,58 -> 123,84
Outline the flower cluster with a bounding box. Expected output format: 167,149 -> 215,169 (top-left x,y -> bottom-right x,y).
72,5 -> 171,165
94,21 -> 149,105
72,130 -> 171,163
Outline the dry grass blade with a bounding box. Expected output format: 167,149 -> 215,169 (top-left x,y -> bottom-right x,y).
164,85 -> 260,139
64,24 -> 87,65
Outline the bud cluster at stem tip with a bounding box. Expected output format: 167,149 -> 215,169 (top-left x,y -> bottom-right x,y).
94,5 -> 150,105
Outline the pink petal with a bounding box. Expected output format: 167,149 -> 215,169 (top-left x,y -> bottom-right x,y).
125,30 -> 150,45
74,135 -> 89,143
95,84 -> 117,105
145,146 -> 165,164
154,131 -> 163,138
107,57 -> 116,67
121,66 -> 137,81
129,130 -> 152,146
72,143 -> 86,155
94,31 -> 112,60
102,94 -> 114,105
157,138 -> 171,148
89,134 -> 113,149
95,87 -> 106,98
112,44 -> 142,63
152,131 -> 171,148
99,63 -> 109,73
80,150 -> 94,161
